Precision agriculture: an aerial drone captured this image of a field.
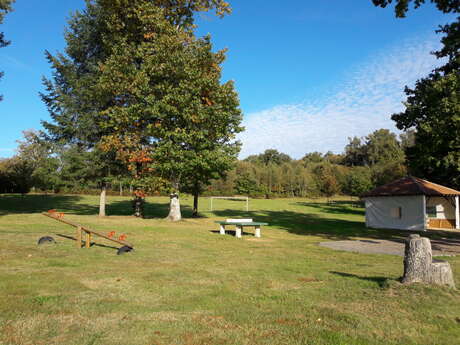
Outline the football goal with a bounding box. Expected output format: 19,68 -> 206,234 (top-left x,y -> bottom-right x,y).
209,196 -> 249,212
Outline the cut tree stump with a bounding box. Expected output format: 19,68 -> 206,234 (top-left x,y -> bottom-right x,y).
402,234 -> 455,288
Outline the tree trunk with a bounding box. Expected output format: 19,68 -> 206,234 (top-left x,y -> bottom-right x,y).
192,192 -> 199,217
132,196 -> 144,218
119,181 -> 123,196
167,193 -> 181,221
99,183 -> 107,217
402,234 -> 455,288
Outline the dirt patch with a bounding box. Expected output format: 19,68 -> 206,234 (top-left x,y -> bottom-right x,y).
319,238 -> 458,256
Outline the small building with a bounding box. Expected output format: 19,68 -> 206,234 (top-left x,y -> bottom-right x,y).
362,176 -> 460,231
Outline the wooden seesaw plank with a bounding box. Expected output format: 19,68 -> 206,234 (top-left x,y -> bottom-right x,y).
42,212 -> 134,248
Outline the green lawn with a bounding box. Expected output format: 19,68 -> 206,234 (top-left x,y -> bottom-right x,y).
0,194 -> 459,345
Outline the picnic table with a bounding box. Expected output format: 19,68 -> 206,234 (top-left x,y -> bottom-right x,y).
214,219 -> 268,238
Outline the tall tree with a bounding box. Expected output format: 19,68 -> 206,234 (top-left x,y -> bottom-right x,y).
372,0 -> 460,188
364,129 -> 405,166
0,0 -> 14,102
96,0 -> 242,220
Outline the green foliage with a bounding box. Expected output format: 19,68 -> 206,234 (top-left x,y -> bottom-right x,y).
93,0 -> 243,205
313,163 -> 340,197
373,0 -> 460,189
0,157 -> 34,194
393,71 -> 460,188
245,149 -> 292,165
365,129 -> 405,165
343,167 -> 374,197
372,0 -> 459,17
344,129 -> 405,167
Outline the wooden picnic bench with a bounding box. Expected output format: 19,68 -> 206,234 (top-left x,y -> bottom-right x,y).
214,219 -> 268,238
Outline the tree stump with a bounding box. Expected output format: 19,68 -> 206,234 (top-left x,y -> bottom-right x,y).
402,234 -> 455,288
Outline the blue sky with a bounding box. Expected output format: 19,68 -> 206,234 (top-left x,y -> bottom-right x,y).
0,0 -> 453,158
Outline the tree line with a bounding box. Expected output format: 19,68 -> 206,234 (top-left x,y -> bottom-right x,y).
0,128 -> 409,199
206,129 -> 410,198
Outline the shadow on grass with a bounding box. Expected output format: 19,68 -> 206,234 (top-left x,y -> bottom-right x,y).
0,194 -> 193,219
56,234 -> 119,251
107,199 -> 194,218
330,271 -> 393,288
0,194 -> 96,216
294,201 -> 365,216
212,208 -> 460,242
209,229 -> 253,237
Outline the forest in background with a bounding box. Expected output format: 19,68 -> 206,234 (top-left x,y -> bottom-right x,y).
0,128 -> 412,198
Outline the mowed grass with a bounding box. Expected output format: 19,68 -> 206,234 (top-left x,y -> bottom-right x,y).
0,194 -> 459,345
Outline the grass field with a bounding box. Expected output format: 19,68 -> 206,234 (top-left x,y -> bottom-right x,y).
0,194 -> 459,345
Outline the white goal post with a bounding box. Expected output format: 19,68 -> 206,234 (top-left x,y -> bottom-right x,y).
209,196 -> 249,212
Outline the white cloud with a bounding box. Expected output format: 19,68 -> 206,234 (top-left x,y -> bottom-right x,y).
238,35 -> 442,159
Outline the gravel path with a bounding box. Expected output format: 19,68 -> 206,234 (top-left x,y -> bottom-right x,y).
319,238 -> 459,256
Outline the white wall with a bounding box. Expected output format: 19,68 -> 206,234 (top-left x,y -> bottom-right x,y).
426,197 -> 455,219
364,195 -> 425,230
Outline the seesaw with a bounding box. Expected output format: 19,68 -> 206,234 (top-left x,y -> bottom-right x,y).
41,210 -> 134,255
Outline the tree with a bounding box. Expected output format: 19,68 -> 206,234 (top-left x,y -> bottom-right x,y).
364,129 -> 405,166
393,73 -> 459,188
343,137 -> 366,166
41,0 -> 231,217
373,0 -> 460,189
372,0 -> 459,17
0,0 -> 14,102
344,167 -> 374,197
41,1 -> 121,216
15,130 -> 62,192
313,163 -> 340,201
96,0 -> 242,220
245,149 -> 292,165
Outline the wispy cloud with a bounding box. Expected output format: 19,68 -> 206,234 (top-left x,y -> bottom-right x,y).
0,54 -> 35,73
238,34 -> 442,159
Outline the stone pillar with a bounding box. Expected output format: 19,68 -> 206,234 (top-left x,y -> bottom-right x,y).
402,234 -> 455,288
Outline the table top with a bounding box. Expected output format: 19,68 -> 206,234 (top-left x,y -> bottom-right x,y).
215,221 -> 268,226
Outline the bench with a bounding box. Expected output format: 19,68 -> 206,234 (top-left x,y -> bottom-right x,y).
214,218 -> 268,238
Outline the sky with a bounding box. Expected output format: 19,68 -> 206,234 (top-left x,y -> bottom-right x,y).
0,0 -> 454,159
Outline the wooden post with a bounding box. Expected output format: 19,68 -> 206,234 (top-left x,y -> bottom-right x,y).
85,231 -> 91,249
220,224 -> 225,235
76,226 -> 82,248
255,226 -> 261,238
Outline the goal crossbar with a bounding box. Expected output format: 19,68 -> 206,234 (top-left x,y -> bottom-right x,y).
209,196 -> 249,212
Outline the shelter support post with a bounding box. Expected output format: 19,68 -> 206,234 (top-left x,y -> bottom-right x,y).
456,196 -> 459,230
422,195 -> 427,231
219,224 -> 225,235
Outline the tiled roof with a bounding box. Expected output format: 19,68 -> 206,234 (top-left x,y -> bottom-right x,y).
362,176 -> 460,197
